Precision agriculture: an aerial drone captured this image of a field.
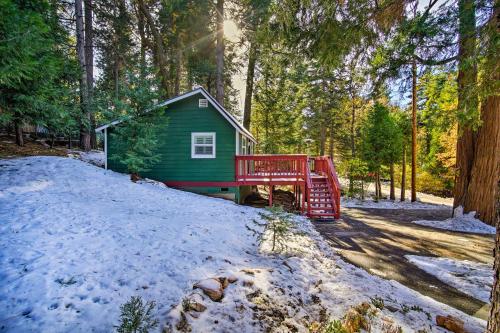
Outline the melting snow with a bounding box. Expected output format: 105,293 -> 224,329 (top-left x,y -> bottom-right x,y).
406,255 -> 493,303
412,206 -> 496,234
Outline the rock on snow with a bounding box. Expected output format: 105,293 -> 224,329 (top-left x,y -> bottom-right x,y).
0,157 -> 487,332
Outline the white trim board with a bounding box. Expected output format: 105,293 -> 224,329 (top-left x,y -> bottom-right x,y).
95,87 -> 256,143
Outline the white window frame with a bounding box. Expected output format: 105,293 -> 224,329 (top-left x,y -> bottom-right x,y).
199,99 -> 208,108
191,132 -> 216,159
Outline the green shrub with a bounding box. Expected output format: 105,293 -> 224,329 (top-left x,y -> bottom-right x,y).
323,320 -> 348,333
259,206 -> 296,252
370,296 -> 384,310
117,296 -> 158,333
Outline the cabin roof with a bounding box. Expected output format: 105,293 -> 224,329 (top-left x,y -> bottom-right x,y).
95,87 -> 256,143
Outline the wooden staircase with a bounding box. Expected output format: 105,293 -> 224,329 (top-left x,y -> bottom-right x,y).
306,157 -> 341,219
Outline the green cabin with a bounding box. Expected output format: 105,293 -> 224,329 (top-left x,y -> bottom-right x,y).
96,87 -> 256,203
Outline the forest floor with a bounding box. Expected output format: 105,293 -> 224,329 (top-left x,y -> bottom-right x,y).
0,135 -> 67,158
314,207 -> 494,320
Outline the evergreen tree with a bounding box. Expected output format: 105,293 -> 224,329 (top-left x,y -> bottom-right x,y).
108,68 -> 164,179
360,102 -> 403,201
0,0 -> 77,146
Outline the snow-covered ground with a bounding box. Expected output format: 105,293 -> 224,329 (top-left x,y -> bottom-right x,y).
0,157 -> 487,332
406,255 -> 493,303
412,206 -> 496,234
67,150 -> 105,167
341,197 -> 450,210
338,177 -> 453,207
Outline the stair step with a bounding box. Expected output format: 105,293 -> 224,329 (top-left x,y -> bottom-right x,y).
310,213 -> 337,217
310,207 -> 335,211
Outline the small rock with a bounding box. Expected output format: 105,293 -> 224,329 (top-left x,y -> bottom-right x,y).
436,315 -> 467,333
242,280 -> 254,287
385,305 -> 399,313
193,278 -> 224,302
218,277 -> 229,289
226,274 -> 238,283
241,268 -> 261,275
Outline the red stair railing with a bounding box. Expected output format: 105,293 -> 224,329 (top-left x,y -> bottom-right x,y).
311,156 -> 341,219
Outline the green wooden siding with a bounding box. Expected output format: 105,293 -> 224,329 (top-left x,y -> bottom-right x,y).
107,92 -> 236,184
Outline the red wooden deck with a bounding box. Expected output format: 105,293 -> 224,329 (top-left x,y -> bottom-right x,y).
164,154 -> 341,219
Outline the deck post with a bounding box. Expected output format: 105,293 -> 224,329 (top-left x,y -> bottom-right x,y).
269,184 -> 273,207
301,184 -> 305,214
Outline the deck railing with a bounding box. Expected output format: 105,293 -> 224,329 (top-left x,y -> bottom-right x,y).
235,154 -> 308,183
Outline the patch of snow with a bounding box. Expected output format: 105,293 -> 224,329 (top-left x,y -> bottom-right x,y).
341,197 -> 449,210
68,149 -> 105,167
406,255 -> 493,303
0,157 -> 486,332
338,177 -> 453,207
412,206 -> 496,234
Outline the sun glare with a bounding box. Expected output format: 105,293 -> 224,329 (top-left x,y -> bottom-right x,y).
223,19 -> 240,42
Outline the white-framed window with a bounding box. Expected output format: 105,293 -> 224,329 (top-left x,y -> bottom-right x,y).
199,99 -> 208,108
191,132 -> 216,158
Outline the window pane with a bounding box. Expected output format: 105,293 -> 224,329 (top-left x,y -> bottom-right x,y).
195,137 -> 204,144
204,137 -> 213,144
204,146 -> 213,154
194,145 -> 213,155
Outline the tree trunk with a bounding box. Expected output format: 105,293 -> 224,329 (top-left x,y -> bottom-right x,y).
487,181 -> 500,332
207,73 -> 212,95
378,174 -> 382,200
453,0 -> 478,211
349,97 -> 356,195
243,41 -> 257,129
401,145 -> 406,201
76,0 -> 90,151
84,0 -> 96,149
374,173 -> 380,201
390,163 -> 395,200
462,5 -> 499,226
138,0 -> 169,97
319,123 -> 326,156
137,6 -> 146,77
14,119 -> 23,147
411,59 -> 417,202
174,49 -> 181,96
329,119 -> 335,159
215,0 -> 224,105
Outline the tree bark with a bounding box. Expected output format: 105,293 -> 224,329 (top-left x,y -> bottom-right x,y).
138,0 -> 170,97
137,5 -> 146,77
389,163 -> 395,200
84,0 -> 95,149
76,0 -> 90,151
462,5 -> 499,226
243,41 -> 257,129
401,145 -> 406,201
377,174 -> 382,199
349,98 -> 356,195
487,180 -> 500,332
411,59 -> 417,202
329,119 -> 335,159
14,118 -> 23,147
174,49 -> 181,96
453,0 -> 478,211
215,0 -> 224,105
319,123 -> 326,156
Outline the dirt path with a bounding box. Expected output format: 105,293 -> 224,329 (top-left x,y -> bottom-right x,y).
314,207 -> 494,320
